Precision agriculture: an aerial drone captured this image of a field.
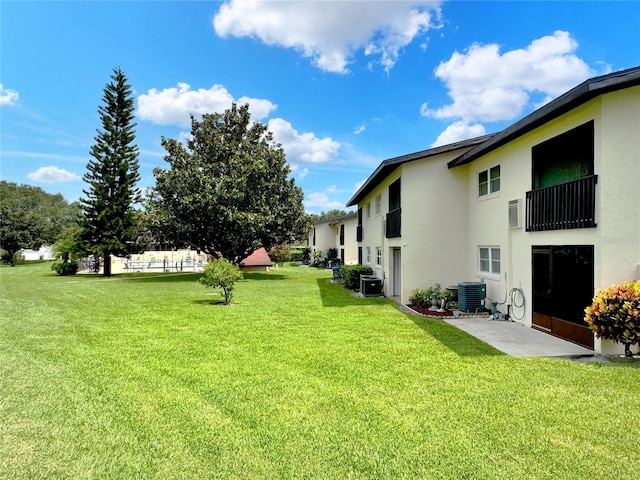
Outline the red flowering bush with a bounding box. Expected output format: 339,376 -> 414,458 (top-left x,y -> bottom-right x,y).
584,281 -> 640,357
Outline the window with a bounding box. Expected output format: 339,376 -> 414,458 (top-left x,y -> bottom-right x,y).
376,247 -> 382,266
375,194 -> 382,215
479,165 -> 500,196
366,202 -> 371,218
366,246 -> 371,264
313,227 -> 316,246
479,247 -> 500,274
389,179 -> 401,211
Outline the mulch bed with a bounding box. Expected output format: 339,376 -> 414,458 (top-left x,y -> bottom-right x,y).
406,305 -> 454,317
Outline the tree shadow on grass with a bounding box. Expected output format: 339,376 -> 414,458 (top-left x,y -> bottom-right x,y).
316,277 -> 389,307
121,272 -> 202,283
405,311 -> 505,358
242,272 -> 287,281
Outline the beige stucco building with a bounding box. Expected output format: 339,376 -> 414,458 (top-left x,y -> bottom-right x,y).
308,212 -> 358,265
348,66 -> 640,355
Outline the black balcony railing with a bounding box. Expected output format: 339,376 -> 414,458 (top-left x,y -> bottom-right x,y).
356,225 -> 363,242
385,208 -> 401,238
526,175 -> 597,231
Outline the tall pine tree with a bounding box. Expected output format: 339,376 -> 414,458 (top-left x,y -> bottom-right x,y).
80,67 -> 141,276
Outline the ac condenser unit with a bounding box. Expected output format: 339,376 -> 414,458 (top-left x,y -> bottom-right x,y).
360,276 -> 382,296
458,282 -> 486,313
508,199 -> 522,229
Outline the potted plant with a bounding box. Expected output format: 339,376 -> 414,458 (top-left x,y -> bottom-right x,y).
428,283 -> 441,310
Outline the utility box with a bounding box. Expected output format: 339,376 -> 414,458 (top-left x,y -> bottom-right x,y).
458,282 -> 486,313
360,276 -> 382,296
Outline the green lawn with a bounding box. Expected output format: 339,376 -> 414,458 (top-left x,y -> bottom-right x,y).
1,262 -> 639,479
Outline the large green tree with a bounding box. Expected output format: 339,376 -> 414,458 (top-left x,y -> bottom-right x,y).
0,181 -> 79,265
151,103 -> 308,262
79,67 -> 141,276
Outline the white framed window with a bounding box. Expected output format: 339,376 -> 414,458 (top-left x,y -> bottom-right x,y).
479,165 -> 500,197
366,202 -> 371,218
376,246 -> 382,266
366,246 -> 371,264
375,194 -> 382,215
479,246 -> 500,274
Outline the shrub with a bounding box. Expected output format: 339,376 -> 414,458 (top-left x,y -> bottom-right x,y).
199,258 -> 244,305
339,264 -> 373,291
270,244 -> 292,266
584,280 -> 640,357
51,261 -> 79,276
290,250 -> 304,262
409,289 -> 430,307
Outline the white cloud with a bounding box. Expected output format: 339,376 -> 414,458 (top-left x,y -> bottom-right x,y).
431,121 -> 486,147
422,31 -> 595,123
0,84 -> 19,106
353,179 -> 367,193
268,118 -> 340,165
354,124 -> 366,135
213,1 -> 442,74
27,166 -> 81,184
137,82 -> 277,127
298,167 -> 309,180
304,192 -> 345,211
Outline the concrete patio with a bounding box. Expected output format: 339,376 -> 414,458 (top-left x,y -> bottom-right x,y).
443,316 -> 595,358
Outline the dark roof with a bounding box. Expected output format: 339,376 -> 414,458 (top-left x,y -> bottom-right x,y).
448,66 -> 640,168
312,211 -> 357,226
346,134 -> 494,207
240,247 -> 272,267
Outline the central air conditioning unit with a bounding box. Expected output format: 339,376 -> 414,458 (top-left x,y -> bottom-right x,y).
360,275 -> 382,296
508,199 -> 522,229
458,282 -> 486,313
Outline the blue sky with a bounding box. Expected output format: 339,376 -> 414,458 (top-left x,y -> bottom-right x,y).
1,1 -> 639,213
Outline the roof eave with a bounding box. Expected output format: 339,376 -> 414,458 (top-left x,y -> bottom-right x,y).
346,134 -> 494,207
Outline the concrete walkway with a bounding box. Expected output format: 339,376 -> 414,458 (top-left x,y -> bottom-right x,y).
444,317 -> 595,358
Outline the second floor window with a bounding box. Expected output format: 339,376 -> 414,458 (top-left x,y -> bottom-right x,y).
479,165 -> 500,197
375,194 -> 382,215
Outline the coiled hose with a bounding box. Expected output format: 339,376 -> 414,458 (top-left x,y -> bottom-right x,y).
509,287 -> 526,321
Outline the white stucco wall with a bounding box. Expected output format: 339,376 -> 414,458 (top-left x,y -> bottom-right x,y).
461,86 -> 640,355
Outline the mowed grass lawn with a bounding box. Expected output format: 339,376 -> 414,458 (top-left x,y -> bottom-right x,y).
1,263 -> 639,479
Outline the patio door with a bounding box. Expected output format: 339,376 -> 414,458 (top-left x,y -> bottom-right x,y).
532,246 -> 594,349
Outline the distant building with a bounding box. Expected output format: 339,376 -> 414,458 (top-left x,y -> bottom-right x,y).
308,212 -> 358,265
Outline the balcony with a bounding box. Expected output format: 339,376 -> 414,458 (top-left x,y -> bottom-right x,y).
385,208 -> 401,238
526,175 -> 597,231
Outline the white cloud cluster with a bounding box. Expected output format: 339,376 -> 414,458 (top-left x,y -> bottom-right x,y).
423,31 -> 602,144
304,191 -> 346,211
137,82 -> 277,127
431,121 -> 486,148
268,118 -> 340,165
27,166 -> 80,184
0,84 -> 19,106
213,0 -> 442,73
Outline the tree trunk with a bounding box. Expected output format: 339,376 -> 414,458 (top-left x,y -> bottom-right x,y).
103,253 -> 111,277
